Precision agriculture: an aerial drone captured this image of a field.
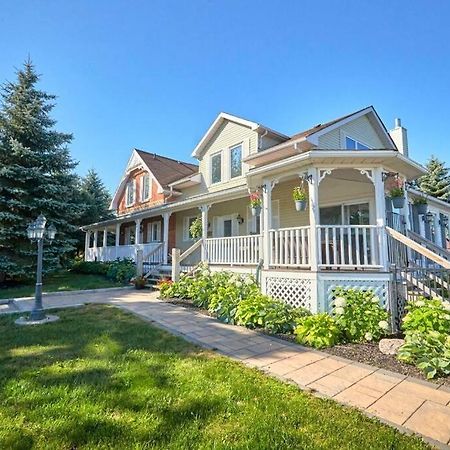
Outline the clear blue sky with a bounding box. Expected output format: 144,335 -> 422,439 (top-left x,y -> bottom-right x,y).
1,0 -> 449,193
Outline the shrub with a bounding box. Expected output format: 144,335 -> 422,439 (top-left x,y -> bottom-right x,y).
294,314 -> 342,349
106,258 -> 135,283
397,297 -> 450,379
71,260 -> 109,275
332,288 -> 390,343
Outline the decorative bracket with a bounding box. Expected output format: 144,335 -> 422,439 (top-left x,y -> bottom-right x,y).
357,169 -> 375,185
318,169 -> 334,185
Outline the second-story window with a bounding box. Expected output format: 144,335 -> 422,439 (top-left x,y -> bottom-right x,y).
230,144 -> 242,178
141,174 -> 150,201
345,136 -> 370,150
126,180 -> 135,206
211,152 -> 222,184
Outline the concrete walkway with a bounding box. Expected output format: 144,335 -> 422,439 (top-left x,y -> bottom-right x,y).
6,289 -> 450,449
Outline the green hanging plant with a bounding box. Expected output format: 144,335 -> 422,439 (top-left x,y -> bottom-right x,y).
189,217 -> 202,239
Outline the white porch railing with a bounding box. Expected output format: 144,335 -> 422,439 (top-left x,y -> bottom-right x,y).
85,242 -> 164,263
317,225 -> 381,268
205,234 -> 262,265
269,227 -> 310,267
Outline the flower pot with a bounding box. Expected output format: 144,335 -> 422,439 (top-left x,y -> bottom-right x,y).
295,200 -> 307,211
416,203 -> 428,215
134,283 -> 146,290
391,196 -> 405,209
251,205 -> 261,216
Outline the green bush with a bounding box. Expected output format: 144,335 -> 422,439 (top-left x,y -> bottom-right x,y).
294,314 -> 342,349
71,260 -> 109,275
397,297 -> 450,379
106,258 -> 135,283
332,288 -> 390,342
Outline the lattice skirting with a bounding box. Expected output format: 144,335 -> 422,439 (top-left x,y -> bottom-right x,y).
321,277 -> 390,312
263,275 -> 314,311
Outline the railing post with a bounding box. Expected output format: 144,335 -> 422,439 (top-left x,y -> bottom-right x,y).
389,263 -> 399,332
115,223 -> 120,259
374,168 -> 388,270
307,168 -> 319,271
163,212 -> 172,265
93,230 -> 98,261
171,248 -> 181,282
199,204 -> 210,262
136,249 -> 143,277
262,180 -> 274,269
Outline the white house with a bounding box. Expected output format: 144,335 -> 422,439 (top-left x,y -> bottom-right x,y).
82,106 -> 450,312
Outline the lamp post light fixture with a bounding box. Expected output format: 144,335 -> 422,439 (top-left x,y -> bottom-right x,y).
23,214 -> 57,323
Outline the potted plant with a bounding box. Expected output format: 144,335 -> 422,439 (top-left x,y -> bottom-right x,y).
413,197 -> 428,215
249,192 -> 262,216
132,275 -> 147,290
389,180 -> 405,209
292,186 -> 308,211
189,217 -> 202,239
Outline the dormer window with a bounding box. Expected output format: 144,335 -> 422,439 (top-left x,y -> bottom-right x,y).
211,152 -> 222,184
125,180 -> 135,206
141,173 -> 151,201
345,136 -> 370,150
230,144 -> 242,178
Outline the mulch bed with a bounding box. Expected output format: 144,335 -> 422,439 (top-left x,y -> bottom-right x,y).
160,296 -> 450,387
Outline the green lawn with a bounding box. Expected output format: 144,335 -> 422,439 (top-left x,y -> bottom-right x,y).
0,305 -> 429,450
0,271 -> 123,299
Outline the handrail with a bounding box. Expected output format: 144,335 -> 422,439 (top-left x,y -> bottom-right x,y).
386,226 -> 450,269
180,239 -> 202,262
205,234 -> 262,242
407,229 -> 450,260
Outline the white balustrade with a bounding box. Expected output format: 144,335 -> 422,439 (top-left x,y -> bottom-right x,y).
269,227 -> 310,267
85,242 -> 164,263
205,235 -> 262,265
317,225 -> 381,268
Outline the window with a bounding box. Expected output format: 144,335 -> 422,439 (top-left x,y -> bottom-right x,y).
230,144 -> 242,178
345,136 -> 370,150
183,216 -> 197,241
211,152 -> 222,184
319,202 -> 370,225
147,221 -> 161,242
141,174 -> 151,201
125,180 -> 135,206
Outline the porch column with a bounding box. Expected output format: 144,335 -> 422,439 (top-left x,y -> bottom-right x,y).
115,223 -> 120,259
93,230 -> 98,261
163,212 -> 172,265
262,180 -> 273,269
135,218 -> 142,245
200,204 -> 210,262
84,231 -> 91,261
307,168 -> 320,271
103,228 -> 108,247
401,180 -> 411,233
374,168 -> 388,270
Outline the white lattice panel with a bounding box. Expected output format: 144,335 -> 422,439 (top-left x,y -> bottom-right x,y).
323,279 -> 389,312
265,277 -> 313,310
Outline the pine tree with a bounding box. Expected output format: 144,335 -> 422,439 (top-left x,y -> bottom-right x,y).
0,60 -> 81,280
79,169 -> 112,223
417,156 -> 450,202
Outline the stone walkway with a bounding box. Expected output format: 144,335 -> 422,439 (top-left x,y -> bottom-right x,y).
5,289 -> 450,449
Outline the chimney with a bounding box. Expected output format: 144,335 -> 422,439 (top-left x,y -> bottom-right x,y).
389,118 -> 409,157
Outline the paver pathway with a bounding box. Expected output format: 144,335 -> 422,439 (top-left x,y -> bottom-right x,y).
5,289 -> 450,449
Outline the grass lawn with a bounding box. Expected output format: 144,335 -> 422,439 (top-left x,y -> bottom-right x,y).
0,305 -> 429,450
0,271 -> 123,300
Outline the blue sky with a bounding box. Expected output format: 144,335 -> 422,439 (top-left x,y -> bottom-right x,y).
1,0 -> 449,192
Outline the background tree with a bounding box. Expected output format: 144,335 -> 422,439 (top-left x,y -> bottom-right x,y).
0,60 -> 81,280
416,156 -> 450,202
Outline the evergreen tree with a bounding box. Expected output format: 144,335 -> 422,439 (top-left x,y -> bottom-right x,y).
79,169 -> 112,223
417,156 -> 450,202
0,60 -> 81,280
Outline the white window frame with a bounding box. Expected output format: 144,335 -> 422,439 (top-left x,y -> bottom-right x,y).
141,173 -> 151,202
210,151 -> 223,185
147,221 -> 161,242
229,143 -> 243,179
319,198 -> 374,225
345,136 -> 371,150
183,216 -> 198,242
125,180 -> 136,207
213,214 -> 239,238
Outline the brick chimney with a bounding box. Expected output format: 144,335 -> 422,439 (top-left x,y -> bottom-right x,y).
389,118 -> 409,157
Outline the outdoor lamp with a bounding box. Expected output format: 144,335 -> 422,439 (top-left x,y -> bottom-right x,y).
47,224 -> 57,241
34,214 -> 47,239
236,214 -> 244,225
27,222 -> 36,240
424,212 -> 434,224
440,216 -> 449,228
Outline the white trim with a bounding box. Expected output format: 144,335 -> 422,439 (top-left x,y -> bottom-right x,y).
209,151 -> 223,185
141,173 -> 151,202
125,179 -> 136,207
147,221 -> 162,243
229,142 -> 243,179
344,135 -> 372,150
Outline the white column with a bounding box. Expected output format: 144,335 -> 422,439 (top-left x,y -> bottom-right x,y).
135,218 -> 142,245
200,205 -> 210,262
402,180 -> 411,233
103,228 -> 108,247
115,223 -> 120,259
262,180 -> 273,269
307,168 -> 320,271
93,230 -> 98,261
84,231 -> 91,261
373,167 -> 388,270
163,212 -> 172,265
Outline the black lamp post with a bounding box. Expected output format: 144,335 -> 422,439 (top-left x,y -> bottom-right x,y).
26,214 -> 56,321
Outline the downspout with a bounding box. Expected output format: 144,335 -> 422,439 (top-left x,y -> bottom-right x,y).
258,129 -> 269,151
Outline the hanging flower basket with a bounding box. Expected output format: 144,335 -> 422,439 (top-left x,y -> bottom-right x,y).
389,179 -> 405,209
189,217 -> 202,239
413,198 -> 428,215
391,196 -> 405,209
292,186 -> 308,211
249,192 -> 262,216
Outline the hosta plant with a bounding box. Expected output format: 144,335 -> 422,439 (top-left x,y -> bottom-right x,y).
294,314 -> 342,349
401,297 -> 450,335
332,288 -> 390,343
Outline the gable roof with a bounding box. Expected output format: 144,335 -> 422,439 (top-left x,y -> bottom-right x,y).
191,112 -> 289,158
135,149 -> 198,188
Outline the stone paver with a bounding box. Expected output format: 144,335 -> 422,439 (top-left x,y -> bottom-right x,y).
6,290 -> 450,448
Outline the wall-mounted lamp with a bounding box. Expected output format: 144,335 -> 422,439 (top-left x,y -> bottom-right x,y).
439,216 -> 449,228
236,214 -> 244,225
423,211 -> 434,224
